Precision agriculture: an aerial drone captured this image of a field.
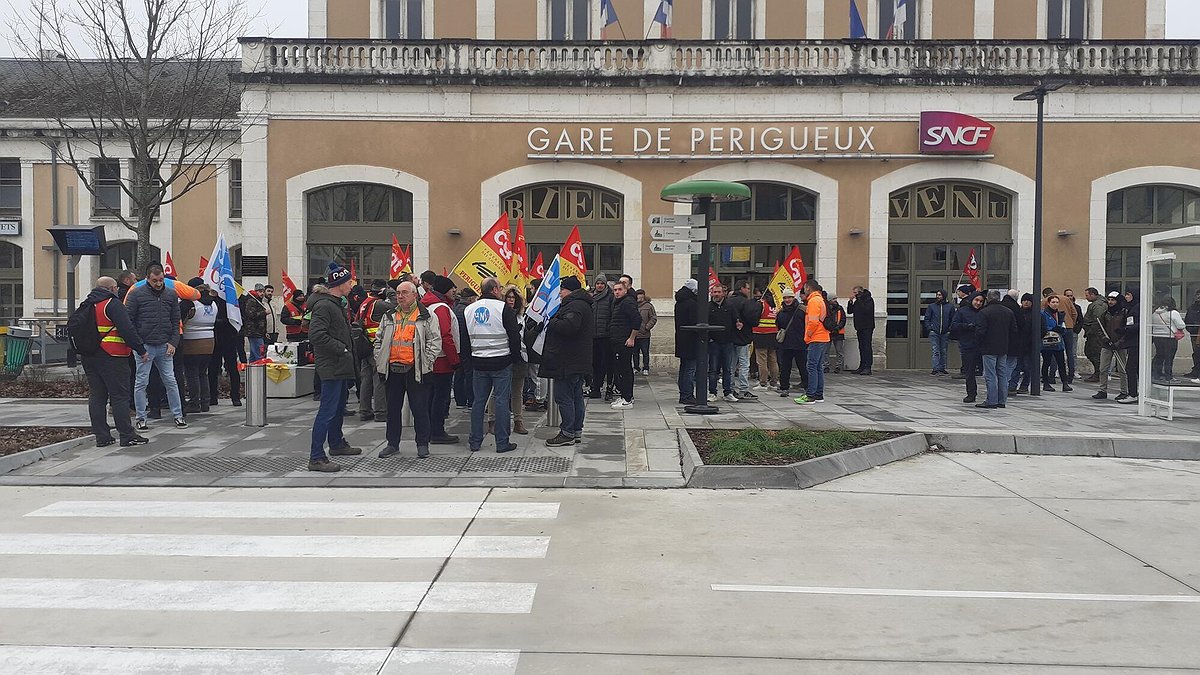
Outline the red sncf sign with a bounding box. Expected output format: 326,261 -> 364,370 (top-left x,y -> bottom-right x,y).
919,111 -> 996,155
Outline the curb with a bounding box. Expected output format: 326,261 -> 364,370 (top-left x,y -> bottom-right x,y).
927,432 -> 1200,461
0,433 -> 95,475
678,429 -> 927,489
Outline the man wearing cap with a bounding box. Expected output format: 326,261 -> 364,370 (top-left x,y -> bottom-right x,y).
951,284 -> 977,379
419,275 -> 462,444
541,276 -> 594,446
307,265 -> 362,472
1093,291 -> 1133,402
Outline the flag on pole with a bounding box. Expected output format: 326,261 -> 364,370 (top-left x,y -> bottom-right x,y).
201,234 -> 242,330
600,0 -> 620,39
512,217 -> 530,288
452,214 -> 513,294
401,245 -> 413,274
653,0 -> 673,38
349,258 -> 357,285
442,265 -> 448,276
526,255 -> 566,355
557,225 -> 587,285
531,252 -> 546,279
963,248 -> 982,290
163,252 -> 176,279
120,259 -> 129,272
850,0 -> 868,39
708,267 -> 720,293
887,0 -> 908,39
390,235 -> 404,280
281,269 -> 298,305
198,256 -> 208,278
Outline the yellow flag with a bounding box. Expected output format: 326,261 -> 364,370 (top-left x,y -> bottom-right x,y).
451,214 -> 512,295
765,264 -> 792,304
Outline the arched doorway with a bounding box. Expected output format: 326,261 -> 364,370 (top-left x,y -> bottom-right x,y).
0,242 -> 22,323
1105,184 -> 1200,300
886,180 -> 1013,369
502,182 -> 624,280
708,181 -> 816,295
305,183 -> 413,290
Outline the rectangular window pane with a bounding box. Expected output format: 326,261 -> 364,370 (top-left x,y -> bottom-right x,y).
0,186 -> 19,211
393,190 -> 413,223
331,185 -> 362,222
363,185 -> 391,222
986,245 -> 1011,272
1048,0 -> 1064,39
878,0 -> 894,39
385,0 -> 401,38
914,244 -> 948,270
1069,0 -> 1086,39
1105,248 -> 1122,280
717,198 -> 750,221
406,0 -> 422,37
790,191 -> 815,222
1123,249 -> 1139,278
1156,186 -> 1184,224
308,191 -> 330,222
1187,194 -> 1200,224
713,0 -> 730,39
1107,191 -> 1124,224
0,162 -> 18,181
572,0 -> 589,38
598,244 -> 622,272
886,274 -> 909,339
1124,187 -> 1154,224
550,0 -> 567,39
229,159 -> 242,219
735,0 -> 753,39
753,183 -> 789,221
888,243 -> 909,270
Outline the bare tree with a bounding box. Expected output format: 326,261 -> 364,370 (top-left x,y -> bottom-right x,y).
9,0 -> 255,271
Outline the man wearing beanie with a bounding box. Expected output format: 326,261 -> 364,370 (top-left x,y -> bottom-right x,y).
307,264 -> 362,472
419,275 -> 462,444
541,275 -> 594,446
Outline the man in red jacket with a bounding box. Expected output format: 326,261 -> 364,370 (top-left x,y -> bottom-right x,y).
420,275 -> 462,444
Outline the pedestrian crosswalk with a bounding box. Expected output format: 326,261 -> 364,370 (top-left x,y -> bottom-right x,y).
0,495 -> 558,674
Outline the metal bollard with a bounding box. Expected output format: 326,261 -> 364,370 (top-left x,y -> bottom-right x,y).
244,363 -> 267,427
546,379 -> 559,427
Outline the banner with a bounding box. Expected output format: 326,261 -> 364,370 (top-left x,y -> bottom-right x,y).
198,256 -> 208,278
764,246 -> 808,301
526,255 -> 566,355
452,214 -> 512,294
708,266 -> 720,293
557,225 -> 587,285
963,247 -> 982,290
201,234 -> 242,330
390,235 -> 404,280
281,269 -> 298,304
531,252 -> 546,279
511,217 -> 530,288
163,252 -> 176,279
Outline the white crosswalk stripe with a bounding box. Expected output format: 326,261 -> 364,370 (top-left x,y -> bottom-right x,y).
0,533 -> 551,559
25,500 -> 560,520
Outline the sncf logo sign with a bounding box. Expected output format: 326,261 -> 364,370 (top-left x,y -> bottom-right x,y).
920,111 -> 996,155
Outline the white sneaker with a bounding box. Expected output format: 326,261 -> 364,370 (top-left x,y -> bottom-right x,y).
641,369 -> 650,376
611,398 -> 634,409
723,393 -> 739,403
1117,396 -> 1139,405
754,384 -> 768,391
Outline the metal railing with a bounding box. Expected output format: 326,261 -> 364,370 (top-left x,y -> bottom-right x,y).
239,38 -> 1200,80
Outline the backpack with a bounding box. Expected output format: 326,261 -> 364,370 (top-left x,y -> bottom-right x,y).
820,300 -> 839,333
66,299 -> 102,356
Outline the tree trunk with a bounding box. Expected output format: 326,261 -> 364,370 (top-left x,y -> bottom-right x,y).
135,214 -> 154,274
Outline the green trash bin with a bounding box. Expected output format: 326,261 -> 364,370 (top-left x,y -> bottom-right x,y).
3,325 -> 32,376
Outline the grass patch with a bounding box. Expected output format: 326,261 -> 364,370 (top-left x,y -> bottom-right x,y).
690,428 -> 898,466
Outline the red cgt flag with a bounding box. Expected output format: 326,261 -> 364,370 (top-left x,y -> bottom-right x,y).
708,267 -> 720,293
531,252 -> 545,279
198,256 -> 208,278
163,252 -> 176,279
963,247 -> 982,290
281,269 -> 298,305
390,235 -> 404,279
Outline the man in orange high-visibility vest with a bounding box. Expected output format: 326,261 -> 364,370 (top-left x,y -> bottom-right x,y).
82,277 -> 149,447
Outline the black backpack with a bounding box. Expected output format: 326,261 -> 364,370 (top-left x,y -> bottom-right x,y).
67,299 -> 102,356
820,300 -> 839,333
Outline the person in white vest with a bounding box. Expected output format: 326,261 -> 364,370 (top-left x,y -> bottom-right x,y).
180,278 -> 219,413
464,277 -> 524,454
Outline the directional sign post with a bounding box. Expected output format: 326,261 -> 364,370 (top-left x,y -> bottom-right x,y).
648,214 -> 706,228
649,240 -> 703,255
650,226 -> 707,241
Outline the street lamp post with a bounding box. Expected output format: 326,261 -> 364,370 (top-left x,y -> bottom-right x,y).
660,180 -> 751,415
1014,81 -> 1065,397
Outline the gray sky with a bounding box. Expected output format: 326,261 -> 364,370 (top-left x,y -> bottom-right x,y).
3,0 -> 1199,56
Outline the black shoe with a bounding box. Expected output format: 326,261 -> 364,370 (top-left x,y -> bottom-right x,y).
679,396 -> 697,405
857,370 -> 872,375
200,404 -> 210,413
308,459 -> 341,473
96,438 -> 116,448
120,435 -> 149,447
1008,388 -> 1019,395
430,434 -> 459,444
417,446 -> 430,459
603,390 -> 614,402
497,442 -> 518,453
975,403 -> 998,409
232,399 -> 242,407
378,446 -> 399,458
546,433 -> 574,447
209,399 -> 219,406
311,394 -> 321,401
183,402 -> 202,414
963,397 -> 976,403
778,390 -> 790,397
587,392 -> 601,400
359,412 -> 374,421
329,443 -> 362,456
1062,385 -> 1073,392
1092,391 -> 1107,400
1043,384 -> 1056,392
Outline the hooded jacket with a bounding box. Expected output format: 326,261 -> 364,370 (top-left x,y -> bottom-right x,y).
86,286 -> 146,356
1185,296 -> 1200,340
240,292 -> 268,338
636,298 -> 658,340
949,294 -> 983,351
977,300 -> 1017,356
1084,296 -> 1109,340
846,289 -> 876,333
540,288 -> 595,379
125,281 -> 181,348
307,290 -> 356,380
1100,296 -> 1133,350
1121,290 -> 1141,347
591,284 -> 614,339
608,291 -> 642,343
373,301 -> 441,383
924,291 -> 956,336
673,286 -> 698,359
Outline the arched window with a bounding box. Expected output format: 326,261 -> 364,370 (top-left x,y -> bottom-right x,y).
100,241 -> 161,279
1106,184 -> 1200,294
503,182 -> 624,278
0,241 -> 22,322
709,182 -> 817,292
306,183 -> 414,288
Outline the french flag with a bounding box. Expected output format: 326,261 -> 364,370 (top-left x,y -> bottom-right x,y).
653,0 -> 673,38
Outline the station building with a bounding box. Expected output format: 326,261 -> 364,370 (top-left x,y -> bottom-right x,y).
2,0 -> 1199,369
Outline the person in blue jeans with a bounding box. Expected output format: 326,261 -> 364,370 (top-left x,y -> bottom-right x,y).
540,276 -> 595,445
924,289 -> 955,375
796,280 -> 831,404
673,280 -> 699,404
126,263 -> 187,429
464,278 -> 524,453
976,289 -> 1017,409
306,266 -> 363,472
707,284 -> 738,402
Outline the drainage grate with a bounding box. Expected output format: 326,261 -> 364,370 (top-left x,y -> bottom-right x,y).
242,457 -> 310,473
132,457 -> 251,473
461,456 -> 521,473
400,456 -> 468,473
354,456 -> 421,473
519,456 -> 572,474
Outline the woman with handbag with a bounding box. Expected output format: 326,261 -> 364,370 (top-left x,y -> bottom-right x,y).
1040,295 -> 1072,392
774,289 -> 808,397
1151,295 -> 1187,382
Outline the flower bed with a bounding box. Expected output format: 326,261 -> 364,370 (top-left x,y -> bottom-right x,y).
0,427 -> 91,457
688,428 -> 899,466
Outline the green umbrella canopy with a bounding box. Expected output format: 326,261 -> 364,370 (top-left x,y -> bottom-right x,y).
660,180 -> 751,204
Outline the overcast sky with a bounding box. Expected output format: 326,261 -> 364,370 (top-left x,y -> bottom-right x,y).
2,0 -> 1199,56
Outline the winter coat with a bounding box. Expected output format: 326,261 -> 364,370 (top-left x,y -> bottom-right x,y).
846,289 -> 876,333
420,290 -> 461,374
949,297 -> 983,351
85,286 -> 146,356
636,299 -> 658,340
373,302 -> 441,383
924,293 -> 956,336
1084,299 -> 1108,340
708,298 -> 737,344
307,291 -> 356,380
726,292 -> 760,346
775,300 -> 808,350
1185,300 -> 1200,339
827,301 -> 847,340
453,297 -> 472,359
540,288 -> 595,379
977,302 -> 1016,356
1011,306 -> 1034,357
125,282 -> 181,347
1041,309 -> 1066,353
1100,301 -> 1132,350
608,293 -> 642,343
1123,291 -> 1142,347
240,293 -> 268,339
1150,307 -> 1185,338
591,284 -> 614,339
673,287 -> 698,360
212,298 -> 241,355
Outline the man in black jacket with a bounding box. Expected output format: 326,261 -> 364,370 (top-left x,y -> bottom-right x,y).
673,280 -> 699,404
307,266 -> 363,472
607,279 -> 642,408
727,280 -> 761,400
708,284 -> 738,402
542,277 -> 594,446
1184,290 -> 1200,379
847,285 -> 876,375
81,277 -> 148,448
590,275 -> 614,399
976,289 -> 1017,409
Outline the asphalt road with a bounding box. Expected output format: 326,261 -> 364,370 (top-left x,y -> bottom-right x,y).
0,451 -> 1197,673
